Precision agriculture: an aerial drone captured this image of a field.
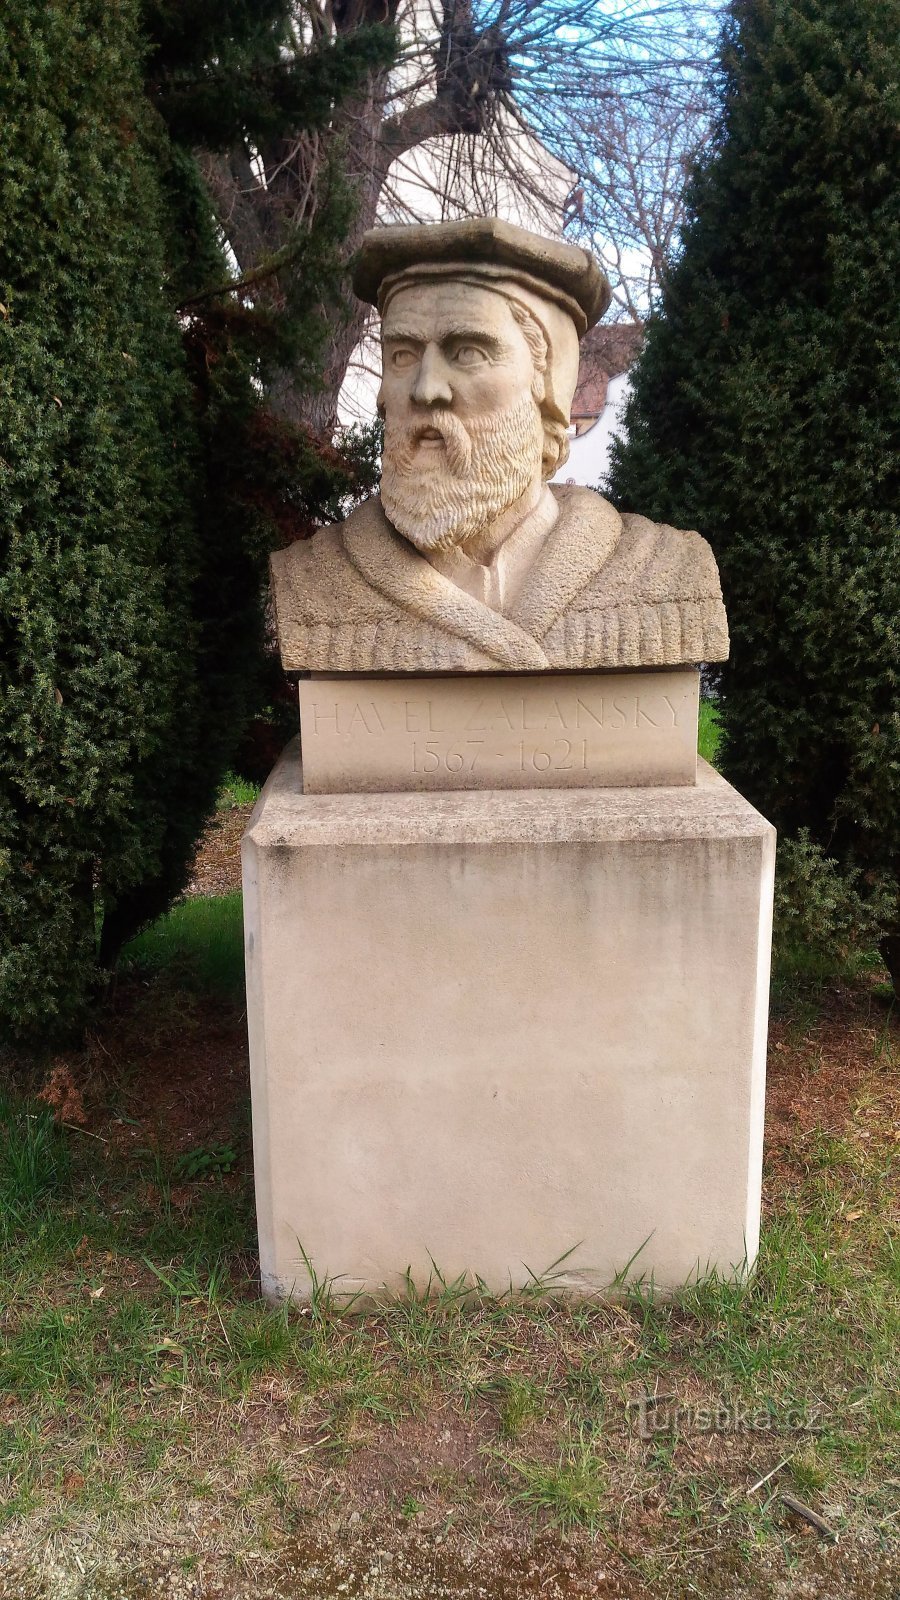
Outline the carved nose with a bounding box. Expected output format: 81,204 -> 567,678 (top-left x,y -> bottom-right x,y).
411,344 -> 453,406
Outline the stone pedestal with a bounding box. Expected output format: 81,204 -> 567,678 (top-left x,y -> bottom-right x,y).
242,740 -> 774,1301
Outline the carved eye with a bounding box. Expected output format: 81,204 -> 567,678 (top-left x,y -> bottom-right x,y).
454,345 -> 488,366
390,348 -> 418,369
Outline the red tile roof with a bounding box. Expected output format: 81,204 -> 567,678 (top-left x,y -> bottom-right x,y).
571,321 -> 644,419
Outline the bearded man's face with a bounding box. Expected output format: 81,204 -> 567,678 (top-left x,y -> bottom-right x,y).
378,281 -> 546,553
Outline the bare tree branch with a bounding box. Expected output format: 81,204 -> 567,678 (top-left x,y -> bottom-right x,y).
200,0 -> 722,431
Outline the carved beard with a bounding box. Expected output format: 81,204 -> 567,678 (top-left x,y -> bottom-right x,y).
380,394 -> 545,553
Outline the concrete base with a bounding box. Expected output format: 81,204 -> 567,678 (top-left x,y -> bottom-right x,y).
242,741 -> 775,1301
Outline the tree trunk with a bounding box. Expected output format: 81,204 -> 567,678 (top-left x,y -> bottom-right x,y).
203,38 -> 475,435
879,932 -> 900,997
290,130 -> 391,435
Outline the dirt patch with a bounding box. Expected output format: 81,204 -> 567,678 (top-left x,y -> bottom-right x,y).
338,1406 -> 503,1518
764,979 -> 899,1190
70,978 -> 250,1160
184,806 -> 253,898
1,1520 -> 896,1600
118,1008 -> 248,1159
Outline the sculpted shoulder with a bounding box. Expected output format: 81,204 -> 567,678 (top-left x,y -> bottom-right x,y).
270,501 -> 394,656
545,485 -> 728,665
551,486 -> 725,609
270,515 -> 354,608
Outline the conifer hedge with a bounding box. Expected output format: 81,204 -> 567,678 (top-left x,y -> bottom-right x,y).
0,1 -> 393,1040
0,1 -> 204,1038
608,0 -> 900,982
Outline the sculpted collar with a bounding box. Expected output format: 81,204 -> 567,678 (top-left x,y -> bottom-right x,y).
426,486 -> 560,615
341,486 -> 622,672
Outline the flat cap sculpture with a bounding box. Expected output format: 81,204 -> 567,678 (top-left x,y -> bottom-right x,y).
352,215 -> 612,333
271,216 -> 728,674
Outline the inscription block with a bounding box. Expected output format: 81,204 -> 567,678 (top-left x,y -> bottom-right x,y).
298,670 -> 699,793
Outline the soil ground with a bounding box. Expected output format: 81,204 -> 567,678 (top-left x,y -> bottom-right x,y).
184,805 -> 252,899
1,813 -> 897,1599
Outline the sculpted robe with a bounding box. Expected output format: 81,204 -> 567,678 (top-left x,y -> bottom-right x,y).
271,484 -> 728,674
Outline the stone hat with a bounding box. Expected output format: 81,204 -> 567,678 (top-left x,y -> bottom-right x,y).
353,215 -> 610,337
356,218 -> 610,441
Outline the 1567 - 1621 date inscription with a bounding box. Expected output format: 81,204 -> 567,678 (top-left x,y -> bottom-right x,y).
297,671 -> 700,794
413,737 -> 589,776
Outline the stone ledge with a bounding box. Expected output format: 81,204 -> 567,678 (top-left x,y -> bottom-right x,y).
245,739 -> 774,851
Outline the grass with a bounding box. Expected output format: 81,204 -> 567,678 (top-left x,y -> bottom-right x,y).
0,988 -> 896,1589
216,771 -> 261,810
0,1095 -> 70,1216
698,698 -> 721,766
119,889 -> 245,997
504,1426 -> 607,1531
0,883 -> 897,1594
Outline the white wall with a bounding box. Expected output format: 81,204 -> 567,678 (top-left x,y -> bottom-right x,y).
552,371 -> 631,492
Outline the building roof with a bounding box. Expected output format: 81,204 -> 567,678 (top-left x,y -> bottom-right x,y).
571,321 -> 644,420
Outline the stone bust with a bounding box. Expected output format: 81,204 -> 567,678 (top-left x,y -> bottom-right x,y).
271,217 -> 728,674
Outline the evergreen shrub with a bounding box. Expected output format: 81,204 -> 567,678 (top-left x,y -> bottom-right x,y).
608,0 -> 900,984
1,0 -> 394,1039
0,0 -> 201,1037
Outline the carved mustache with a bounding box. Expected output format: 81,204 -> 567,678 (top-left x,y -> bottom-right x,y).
394,410 -> 473,477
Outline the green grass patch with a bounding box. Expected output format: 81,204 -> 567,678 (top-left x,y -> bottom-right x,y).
504,1425 -> 607,1530
120,891 -> 245,998
698,698 -> 721,766
0,1063 -> 895,1570
216,771 -> 261,810
0,1094 -> 71,1220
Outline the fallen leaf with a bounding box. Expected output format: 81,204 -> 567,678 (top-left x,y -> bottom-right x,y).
38,1062 -> 86,1125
